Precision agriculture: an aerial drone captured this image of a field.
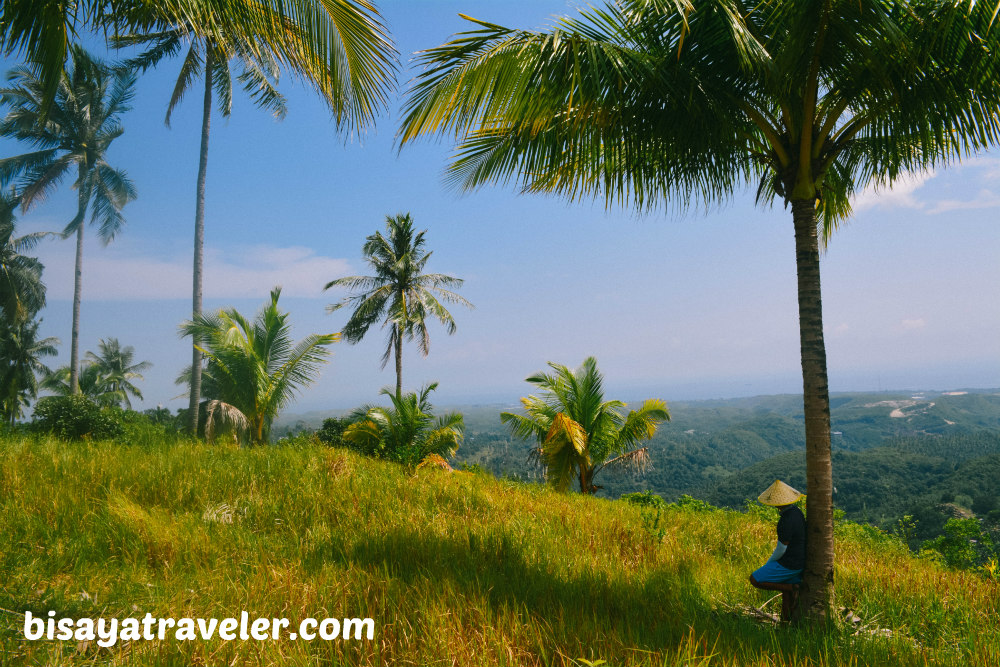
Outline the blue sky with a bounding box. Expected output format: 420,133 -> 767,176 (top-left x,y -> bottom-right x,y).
4,1 -> 998,412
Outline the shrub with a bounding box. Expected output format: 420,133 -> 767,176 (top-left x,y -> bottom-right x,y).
744,499 -> 780,522
621,491 -> 668,509
921,518 -> 997,570
32,395 -> 124,441
316,416 -> 351,447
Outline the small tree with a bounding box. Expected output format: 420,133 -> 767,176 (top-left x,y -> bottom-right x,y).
180,287 -> 338,445
501,357 -> 669,494
343,383 -> 464,465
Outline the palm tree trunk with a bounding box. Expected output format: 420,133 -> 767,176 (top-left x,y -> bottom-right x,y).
394,326 -> 403,397
791,199 -> 835,622
69,222 -> 84,395
188,45 -> 214,437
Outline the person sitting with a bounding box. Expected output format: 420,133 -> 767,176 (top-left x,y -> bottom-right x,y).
749,479 -> 806,623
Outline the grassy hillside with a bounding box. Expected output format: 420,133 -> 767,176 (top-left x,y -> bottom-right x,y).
1,435 -> 998,666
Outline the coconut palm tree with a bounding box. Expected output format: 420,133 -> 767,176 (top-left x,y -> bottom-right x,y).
0,46 -> 137,395
84,337 -> 151,409
399,0 -> 1000,619
325,213 -> 473,397
41,362 -> 120,406
501,357 -> 669,494
344,382 -> 464,465
0,318 -> 59,427
0,191 -> 48,324
113,1 -> 396,436
179,286 -> 338,445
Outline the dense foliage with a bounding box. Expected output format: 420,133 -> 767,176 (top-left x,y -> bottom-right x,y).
501,357 -> 669,494
180,287 -> 338,445
343,383 -> 464,466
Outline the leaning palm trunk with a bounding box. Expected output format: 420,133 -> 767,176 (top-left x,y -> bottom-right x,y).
791,199 -> 835,621
69,222 -> 84,394
188,47 -> 214,436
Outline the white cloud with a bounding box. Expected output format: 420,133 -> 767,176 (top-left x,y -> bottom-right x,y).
901,318 -> 926,330
33,240 -> 350,300
852,171 -> 933,212
926,188 -> 1000,215
830,323 -> 850,336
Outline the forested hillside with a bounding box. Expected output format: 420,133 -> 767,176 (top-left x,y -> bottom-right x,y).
447,391 -> 1000,535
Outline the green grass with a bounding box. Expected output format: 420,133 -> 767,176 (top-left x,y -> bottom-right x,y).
0,434 -> 997,666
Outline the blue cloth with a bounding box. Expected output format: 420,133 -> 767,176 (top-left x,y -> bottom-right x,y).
752,560 -> 802,584
766,541 -> 787,563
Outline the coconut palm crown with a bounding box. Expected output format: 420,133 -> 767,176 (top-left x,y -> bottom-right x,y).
85,338 -> 151,410
344,382 -> 465,465
501,357 -> 669,495
0,318 -> 58,427
180,286 -> 339,445
0,0 -> 397,126
400,0 -> 1000,620
0,192 -> 47,324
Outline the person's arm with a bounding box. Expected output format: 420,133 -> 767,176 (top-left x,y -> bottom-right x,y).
766,540 -> 788,563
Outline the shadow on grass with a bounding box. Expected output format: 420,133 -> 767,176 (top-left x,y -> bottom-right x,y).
316,525 -> 736,654
309,525 -> 930,667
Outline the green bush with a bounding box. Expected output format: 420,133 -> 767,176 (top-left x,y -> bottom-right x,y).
921,518 -> 997,570
621,491 -> 668,509
114,409 -> 183,447
316,416 -> 351,447
273,432 -> 321,448
32,395 -> 124,441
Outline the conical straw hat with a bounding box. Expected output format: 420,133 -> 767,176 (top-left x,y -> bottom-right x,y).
758,480 -> 804,506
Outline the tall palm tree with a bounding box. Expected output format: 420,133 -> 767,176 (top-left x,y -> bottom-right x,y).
325,213 -> 473,397
344,382 -> 464,465
0,46 -> 137,395
113,1 -> 396,436
116,29 -> 285,437
179,286 -> 338,445
501,357 -> 669,494
398,0 -> 1000,620
0,317 -> 59,427
85,337 -> 151,409
0,191 -> 48,324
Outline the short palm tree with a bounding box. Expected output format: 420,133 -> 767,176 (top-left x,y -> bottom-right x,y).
112,1 -> 396,436
180,287 -> 339,445
344,382 -> 464,465
0,46 -> 137,395
0,318 -> 59,427
399,0 -> 1000,619
42,362 -> 119,406
501,357 -> 669,494
84,338 -> 151,410
325,213 -> 473,397
0,191 -> 48,323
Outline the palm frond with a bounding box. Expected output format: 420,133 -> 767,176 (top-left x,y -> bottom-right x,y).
204,399 -> 250,444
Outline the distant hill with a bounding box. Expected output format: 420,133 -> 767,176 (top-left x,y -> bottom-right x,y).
698,432 -> 1000,533
274,390 -> 1000,537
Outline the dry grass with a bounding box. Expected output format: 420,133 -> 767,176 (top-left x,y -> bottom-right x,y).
0,434 -> 996,666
